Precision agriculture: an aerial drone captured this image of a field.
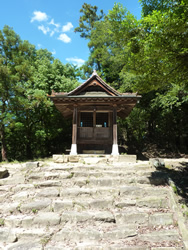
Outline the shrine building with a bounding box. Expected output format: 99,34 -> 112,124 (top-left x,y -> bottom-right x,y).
49,70 -> 141,155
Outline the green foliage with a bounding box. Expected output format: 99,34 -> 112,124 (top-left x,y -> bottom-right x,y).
77,1 -> 188,154
74,3 -> 104,39
0,25 -> 80,161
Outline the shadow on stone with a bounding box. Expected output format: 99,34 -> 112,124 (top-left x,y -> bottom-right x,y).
0,168 -> 9,179
148,159 -> 188,206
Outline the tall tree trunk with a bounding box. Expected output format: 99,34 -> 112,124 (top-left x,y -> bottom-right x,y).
0,124 -> 7,161
0,99 -> 8,161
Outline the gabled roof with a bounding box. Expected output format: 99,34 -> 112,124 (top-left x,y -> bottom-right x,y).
67,70 -> 120,97
49,70 -> 141,118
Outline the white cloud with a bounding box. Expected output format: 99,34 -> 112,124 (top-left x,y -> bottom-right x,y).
51,49 -> 56,55
58,34 -> 71,43
31,11 -> 48,22
38,25 -> 50,35
66,57 -> 85,67
62,22 -> 73,32
49,19 -> 60,28
50,31 -> 55,37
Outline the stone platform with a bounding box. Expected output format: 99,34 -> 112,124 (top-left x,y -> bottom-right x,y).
53,154 -> 137,164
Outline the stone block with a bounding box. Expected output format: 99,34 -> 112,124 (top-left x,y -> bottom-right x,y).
54,229 -> 101,242
7,240 -> 42,250
21,216 -> 33,228
89,199 -> 113,209
21,199 -> 51,212
53,200 -> 73,212
53,154 -> 64,163
26,162 -> 39,168
149,213 -> 174,226
33,212 -> 61,226
118,155 -> 137,163
5,215 -> 23,227
36,180 -> 61,187
137,197 -> 169,208
0,228 -> 17,243
61,211 -> 91,222
93,211 -> 115,222
36,188 -> 59,198
138,230 -> 179,242
69,155 -> 79,162
115,212 -> 148,225
104,228 -> 137,239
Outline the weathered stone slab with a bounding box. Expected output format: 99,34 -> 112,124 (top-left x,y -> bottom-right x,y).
149,213 -> 174,226
26,162 -> 39,168
53,200 -> 73,212
118,155 -> 137,163
27,173 -> 43,180
151,247 -> 179,250
80,157 -> 107,164
5,215 -> 24,227
12,191 -> 29,201
0,228 -> 17,243
54,229 -> 101,242
89,199 -> 113,209
120,186 -> 142,195
36,187 -> 59,197
137,197 -> 169,208
33,212 -> 61,226
61,211 -> 91,222
69,155 -> 79,162
115,200 -> 136,208
93,211 -> 115,222
115,212 -> 148,225
21,216 -> 33,228
53,154 -> 66,163
7,240 -> 42,250
138,230 -> 180,242
35,180 -> 61,187
21,199 -> 51,212
104,228 -> 137,239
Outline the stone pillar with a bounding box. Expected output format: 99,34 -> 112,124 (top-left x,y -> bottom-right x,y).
111,105 -> 119,155
70,106 -> 77,155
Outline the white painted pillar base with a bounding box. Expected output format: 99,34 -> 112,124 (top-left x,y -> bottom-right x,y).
70,144 -> 77,155
111,144 -> 119,155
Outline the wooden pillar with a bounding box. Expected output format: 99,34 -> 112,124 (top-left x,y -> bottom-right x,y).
70,106 -> 78,155
111,105 -> 119,155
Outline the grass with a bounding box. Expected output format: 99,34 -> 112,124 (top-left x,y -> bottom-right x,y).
67,173 -> 74,179
32,208 -> 38,214
40,237 -> 51,247
0,218 -> 4,226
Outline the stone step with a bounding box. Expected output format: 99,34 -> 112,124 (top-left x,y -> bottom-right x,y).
2,209 -> 174,230
45,163 -> 153,172
52,195 -> 170,211
72,176 -> 167,187
52,226 -> 181,245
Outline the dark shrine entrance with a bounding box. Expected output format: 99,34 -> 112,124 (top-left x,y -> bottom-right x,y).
49,71 -> 141,155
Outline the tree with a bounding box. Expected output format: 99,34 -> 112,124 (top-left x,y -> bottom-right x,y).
0,26 -> 35,161
0,26 -> 80,161
74,3 -> 104,39
76,1 -> 188,154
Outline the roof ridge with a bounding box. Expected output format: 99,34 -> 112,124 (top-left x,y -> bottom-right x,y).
68,70 -> 120,96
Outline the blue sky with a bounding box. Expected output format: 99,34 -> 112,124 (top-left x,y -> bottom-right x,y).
0,0 -> 141,67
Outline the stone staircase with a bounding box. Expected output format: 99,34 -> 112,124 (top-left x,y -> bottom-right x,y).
0,158 -> 187,249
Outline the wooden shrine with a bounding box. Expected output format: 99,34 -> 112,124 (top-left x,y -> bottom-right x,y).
49,70 -> 141,155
